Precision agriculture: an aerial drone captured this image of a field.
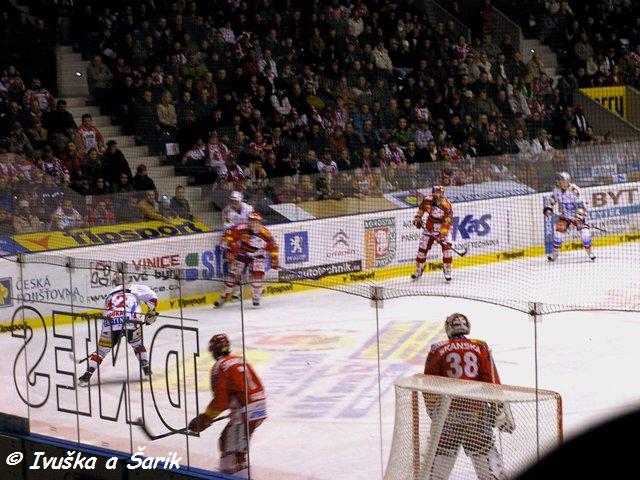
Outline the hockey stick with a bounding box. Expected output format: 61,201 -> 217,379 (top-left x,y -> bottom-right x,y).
137,414 -> 231,440
587,224 -> 607,233
425,234 -> 468,257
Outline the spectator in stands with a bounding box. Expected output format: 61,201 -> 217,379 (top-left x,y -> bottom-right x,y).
51,198 -> 84,231
76,114 -> 105,154
131,164 -> 157,194
25,78 -> 55,111
531,129 -> 555,158
157,90 -> 178,141
102,140 -> 131,185
43,100 -> 77,150
170,185 -> 194,220
118,195 -> 144,223
87,200 -> 115,226
134,90 -> 158,152
138,190 -> 170,222
86,55 -> 113,108
36,173 -> 63,218
13,199 -> 44,234
86,177 -> 109,196
111,171 -> 134,194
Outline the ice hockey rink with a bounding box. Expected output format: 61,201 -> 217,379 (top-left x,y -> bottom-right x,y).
4,242 -> 640,479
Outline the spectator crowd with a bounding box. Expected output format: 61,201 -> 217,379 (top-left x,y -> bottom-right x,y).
1,0 -> 637,235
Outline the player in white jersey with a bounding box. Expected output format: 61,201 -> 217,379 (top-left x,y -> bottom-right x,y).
220,191 -> 254,300
543,172 -> 595,262
77,273 -> 159,387
222,191 -> 254,228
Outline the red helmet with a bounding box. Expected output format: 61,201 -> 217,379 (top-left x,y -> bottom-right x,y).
432,185 -> 445,197
209,334 -> 231,358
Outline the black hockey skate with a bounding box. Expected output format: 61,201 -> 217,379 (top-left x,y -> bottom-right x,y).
140,360 -> 151,378
78,368 -> 94,387
214,295 -> 228,308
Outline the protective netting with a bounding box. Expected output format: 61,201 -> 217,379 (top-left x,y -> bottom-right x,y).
384,375 -> 562,480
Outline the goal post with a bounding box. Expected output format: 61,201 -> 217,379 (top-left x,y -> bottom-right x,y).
384,374 -> 562,480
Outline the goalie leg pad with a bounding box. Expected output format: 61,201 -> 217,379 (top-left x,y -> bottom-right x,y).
430,453 -> 458,480
469,444 -> 506,480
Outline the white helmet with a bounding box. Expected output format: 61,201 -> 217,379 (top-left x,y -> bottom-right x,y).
445,313 -> 470,339
230,191 -> 243,202
556,172 -> 570,184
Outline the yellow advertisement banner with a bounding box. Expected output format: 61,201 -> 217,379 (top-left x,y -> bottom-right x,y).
581,86 -> 627,120
12,219 -> 211,252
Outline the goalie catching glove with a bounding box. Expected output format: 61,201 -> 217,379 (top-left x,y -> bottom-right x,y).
144,309 -> 159,325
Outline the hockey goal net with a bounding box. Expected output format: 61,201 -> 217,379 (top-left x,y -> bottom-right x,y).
384,375 -> 562,480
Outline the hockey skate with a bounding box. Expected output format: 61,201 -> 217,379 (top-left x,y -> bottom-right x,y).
214,295 -> 228,308
140,360 -> 151,379
443,265 -> 452,282
411,265 -> 425,280
547,250 -> 558,262
78,368 -> 94,387
586,249 -> 596,261
252,295 -> 260,307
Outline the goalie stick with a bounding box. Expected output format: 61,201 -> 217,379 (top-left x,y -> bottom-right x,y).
136,414 -> 231,440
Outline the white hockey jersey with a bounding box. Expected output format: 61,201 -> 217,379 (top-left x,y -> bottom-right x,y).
103,284 -> 158,330
222,202 -> 254,229
546,183 -> 586,220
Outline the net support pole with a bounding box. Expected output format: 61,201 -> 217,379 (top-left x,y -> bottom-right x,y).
529,302 -> 541,460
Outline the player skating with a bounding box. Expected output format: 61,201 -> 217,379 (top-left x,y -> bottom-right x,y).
188,334 -> 267,475
220,191 -> 254,301
544,172 -> 595,262
423,313 -> 515,480
78,273 -> 159,387
411,185 -> 454,281
214,212 -> 279,308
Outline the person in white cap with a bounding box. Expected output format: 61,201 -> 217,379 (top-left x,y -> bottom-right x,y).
219,191 -> 254,301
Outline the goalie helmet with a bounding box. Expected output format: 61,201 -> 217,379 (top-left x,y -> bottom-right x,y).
209,333 -> 231,359
445,313 -> 470,338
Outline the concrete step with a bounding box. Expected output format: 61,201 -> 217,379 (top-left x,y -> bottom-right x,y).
131,155 -> 162,167
154,176 -> 186,192
61,97 -> 88,108
100,125 -> 122,137
146,165 -> 177,178
59,85 -> 90,97
108,135 -> 135,147
58,45 -> 74,54
120,145 -> 149,158
61,62 -> 90,73
192,211 -> 217,227
68,105 -> 100,118
60,52 -> 83,63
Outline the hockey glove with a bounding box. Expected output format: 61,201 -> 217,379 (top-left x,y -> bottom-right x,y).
188,413 -> 213,433
144,309 -> 159,325
543,206 -> 553,217
435,232 -> 448,244
495,404 -> 516,433
271,255 -> 279,270
575,208 -> 586,223
413,217 -> 423,229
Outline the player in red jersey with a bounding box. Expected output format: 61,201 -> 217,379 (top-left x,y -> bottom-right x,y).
188,334 -> 267,474
423,313 -> 515,480
412,185 -> 454,281
214,212 -> 279,307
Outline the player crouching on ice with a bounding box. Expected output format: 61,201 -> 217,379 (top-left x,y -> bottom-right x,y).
544,172 -> 595,262
78,273 -> 159,387
188,334 -> 267,475
411,185 -> 454,281
214,212 -> 279,308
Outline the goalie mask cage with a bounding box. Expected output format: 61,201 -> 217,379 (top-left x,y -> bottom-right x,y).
384,374 -> 562,480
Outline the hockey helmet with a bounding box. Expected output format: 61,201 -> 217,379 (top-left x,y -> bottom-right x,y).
555,172 -> 570,185
112,270 -> 127,287
445,313 -> 470,339
432,185 -> 445,198
230,191 -> 243,202
209,334 -> 231,358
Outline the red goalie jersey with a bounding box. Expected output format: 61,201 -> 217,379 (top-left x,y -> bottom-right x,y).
424,338 -> 500,384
